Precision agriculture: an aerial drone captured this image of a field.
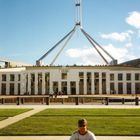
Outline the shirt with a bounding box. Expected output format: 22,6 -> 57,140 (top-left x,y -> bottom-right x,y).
69,130 -> 96,140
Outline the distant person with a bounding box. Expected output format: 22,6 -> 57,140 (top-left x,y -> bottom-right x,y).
49,92 -> 53,97
69,118 -> 96,140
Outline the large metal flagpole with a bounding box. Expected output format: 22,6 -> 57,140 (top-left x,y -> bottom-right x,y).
36,0 -> 117,66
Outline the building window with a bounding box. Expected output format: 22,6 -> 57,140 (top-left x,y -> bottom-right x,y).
38,73 -> 42,95
135,83 -> 140,94
110,74 -> 114,81
1,83 -> 6,95
18,83 -> 20,95
53,82 -> 58,93
79,72 -> 84,79
118,83 -> 123,94
126,73 -> 131,81
62,73 -> 67,80
45,73 -> 50,94
110,83 -> 115,94
31,74 -> 35,95
127,83 -> 131,94
61,82 -> 67,94
70,81 -> 76,95
87,72 -> 91,95
94,72 -> 99,79
10,74 -> 15,81
10,83 -> 14,95
118,73 -> 123,81
102,73 -> 106,79
18,74 -> 21,81
135,73 -> 140,80
87,72 -> 91,82
2,74 -> 6,81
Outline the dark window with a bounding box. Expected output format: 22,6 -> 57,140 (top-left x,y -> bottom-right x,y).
94,72 -> 99,78
62,73 -> 67,79
10,83 -> 14,95
110,74 -> 114,81
126,73 -> 131,81
1,83 -> 6,95
2,74 -> 6,81
118,74 -> 123,81
79,72 -> 84,79
18,74 -> 21,81
135,73 -> 140,80
10,74 -> 15,81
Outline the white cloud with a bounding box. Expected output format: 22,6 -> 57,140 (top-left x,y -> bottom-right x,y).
100,30 -> 133,42
65,44 -> 137,65
66,47 -> 106,65
124,43 -> 133,48
103,44 -> 136,63
126,11 -> 140,29
66,48 -> 93,58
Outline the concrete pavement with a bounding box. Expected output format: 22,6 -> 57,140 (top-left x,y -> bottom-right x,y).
0,136 -> 140,140
0,105 -> 46,129
0,104 -> 140,109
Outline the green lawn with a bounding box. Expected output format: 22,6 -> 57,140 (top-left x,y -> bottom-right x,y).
0,108 -> 140,136
0,109 -> 32,120
0,117 -> 7,121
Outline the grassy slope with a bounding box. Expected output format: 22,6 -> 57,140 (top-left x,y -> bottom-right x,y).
0,109 -> 32,117
0,108 -> 140,136
0,108 -> 32,121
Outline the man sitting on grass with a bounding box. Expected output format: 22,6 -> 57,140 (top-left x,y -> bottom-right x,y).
69,118 -> 96,140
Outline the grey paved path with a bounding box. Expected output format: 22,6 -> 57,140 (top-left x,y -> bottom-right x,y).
0,104 -> 140,109
0,106 -> 46,129
0,136 -> 140,140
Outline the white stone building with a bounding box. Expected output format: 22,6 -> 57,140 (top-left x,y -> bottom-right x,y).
0,65 -> 140,96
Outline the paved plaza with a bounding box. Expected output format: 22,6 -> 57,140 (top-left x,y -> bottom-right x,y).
0,104 -> 140,140
0,136 -> 140,140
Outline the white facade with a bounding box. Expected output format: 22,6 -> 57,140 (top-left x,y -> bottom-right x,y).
0,66 -> 140,95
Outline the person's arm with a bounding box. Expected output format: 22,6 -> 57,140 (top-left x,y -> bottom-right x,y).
69,134 -> 75,140
90,133 -> 96,140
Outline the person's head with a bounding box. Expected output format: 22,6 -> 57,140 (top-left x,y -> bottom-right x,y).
78,118 -> 88,135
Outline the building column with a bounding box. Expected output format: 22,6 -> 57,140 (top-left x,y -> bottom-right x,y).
42,72 -> 45,95
59,81 -> 61,93
99,72 -> 102,95
21,73 -> 26,95
114,73 -> 118,94
6,74 -> 10,95
49,73 -> 53,93
14,74 -> 18,95
27,73 -> 31,95
91,72 -> 95,94
123,73 -> 126,94
67,81 -> 70,95
106,72 -> 110,95
35,73 -> 38,95
84,72 -> 87,95
76,80 -> 79,95
131,72 -> 135,94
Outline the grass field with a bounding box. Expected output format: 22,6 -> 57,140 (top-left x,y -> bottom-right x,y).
0,108 -> 32,121
0,108 -> 140,136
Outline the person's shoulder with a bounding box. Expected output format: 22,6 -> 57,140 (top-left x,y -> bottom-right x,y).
70,130 -> 78,139
87,130 -> 94,134
87,130 -> 96,137
73,130 -> 79,134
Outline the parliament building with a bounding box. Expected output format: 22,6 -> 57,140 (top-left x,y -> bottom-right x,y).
0,65 -> 140,96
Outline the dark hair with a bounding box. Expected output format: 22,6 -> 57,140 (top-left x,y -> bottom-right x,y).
78,119 -> 87,127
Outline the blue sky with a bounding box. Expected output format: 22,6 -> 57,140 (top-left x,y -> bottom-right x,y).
0,0 -> 140,66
